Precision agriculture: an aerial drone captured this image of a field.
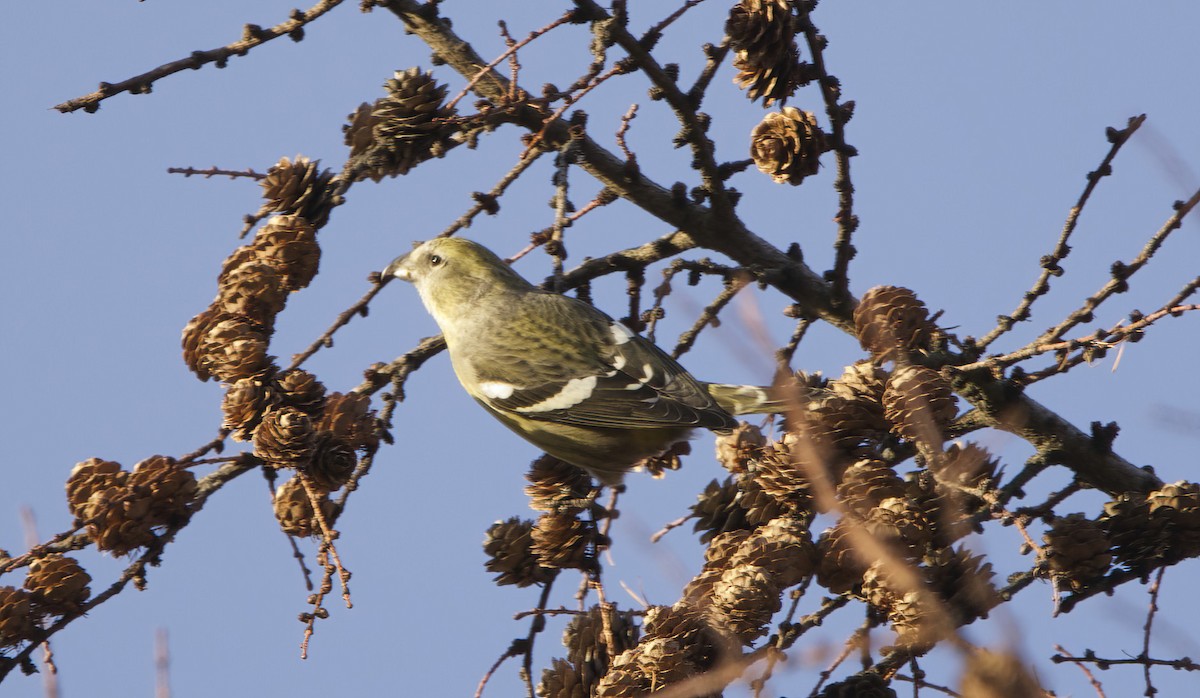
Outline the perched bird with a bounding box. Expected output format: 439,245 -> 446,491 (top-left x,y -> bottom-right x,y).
383,237 -> 779,485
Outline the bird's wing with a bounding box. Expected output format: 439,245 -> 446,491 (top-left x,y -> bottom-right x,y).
466,292 -> 737,431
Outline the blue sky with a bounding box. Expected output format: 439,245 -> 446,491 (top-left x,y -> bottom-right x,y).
3,2 -> 1199,696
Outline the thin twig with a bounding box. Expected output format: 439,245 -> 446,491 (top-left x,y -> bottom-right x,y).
1053,644 -> 1107,698
1032,185 -> 1200,347
54,0 -> 347,113
976,115 -> 1146,350
167,166 -> 267,180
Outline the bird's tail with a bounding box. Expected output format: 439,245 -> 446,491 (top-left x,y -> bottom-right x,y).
705,382 -> 799,416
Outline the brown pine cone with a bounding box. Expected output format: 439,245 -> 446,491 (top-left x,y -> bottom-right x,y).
304,433 -> 357,492
66,458 -> 127,520
482,517 -> 555,587
751,107 -> 825,184
537,657 -> 588,698
709,563 -> 782,643
346,68 -> 458,181
260,156 -> 336,228
828,361 -> 889,404
815,520 -> 867,595
222,375 -> 278,441
563,606 -> 641,693
273,476 -> 338,538
195,314 -> 274,383
727,516 -> 816,588
1043,513 -> 1112,590
253,215 -> 320,292
531,511 -> 605,570
727,0 -> 802,106
882,365 -> 957,447
746,438 -> 815,515
642,602 -> 736,671
525,455 -> 594,512
24,554 -> 91,616
275,368 -> 326,416
1146,481 -> 1200,562
853,286 -> 937,363
128,455 -> 198,529
317,392 -> 379,452
715,422 -> 767,474
0,587 -> 36,648
691,477 -> 753,543
254,406 -> 318,467
837,458 -> 906,515
214,260 -> 286,323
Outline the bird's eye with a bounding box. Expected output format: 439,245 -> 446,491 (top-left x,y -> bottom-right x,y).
429,254 -> 443,266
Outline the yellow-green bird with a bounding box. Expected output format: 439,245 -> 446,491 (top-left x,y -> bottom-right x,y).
384,237 -> 777,485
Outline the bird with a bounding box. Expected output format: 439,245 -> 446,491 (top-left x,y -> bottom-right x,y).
382,237 -> 780,486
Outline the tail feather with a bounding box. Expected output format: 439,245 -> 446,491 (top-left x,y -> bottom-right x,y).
705,382 -> 796,416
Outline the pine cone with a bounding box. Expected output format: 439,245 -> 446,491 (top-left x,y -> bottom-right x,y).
537,657 -> 589,698
837,459 -> 906,515
691,477 -> 753,543
727,516 -> 816,588
635,636 -> 703,689
715,422 -> 767,474
222,375 -> 278,441
709,563 -> 782,643
829,361 -> 889,404
751,107 -> 825,184
801,392 -> 889,462
882,365 -> 957,447
128,455 -> 197,529
563,606 -> 641,692
195,314 -> 274,383
214,260 -> 286,323
642,602 -> 736,670
254,406 -> 317,467
273,476 -> 339,538
865,496 -> 934,556
24,554 -> 91,616
727,0 -> 802,106
924,546 -> 999,625
77,483 -> 156,556
927,441 -> 997,518
594,650 -> 651,698
531,511 -> 605,570
304,433 -> 357,492
525,455 -> 594,512
815,520 -> 867,595
483,517 -> 555,587
275,369 -> 326,416
346,68 -> 458,181
747,438 -> 815,516
1146,481 -> 1200,562
817,671 -> 897,698
1100,492 -> 1163,572
0,586 -> 36,648
253,215 -> 320,291
1043,513 -> 1112,590
740,476 -> 789,527
66,458 -> 127,520
853,286 -> 937,363
260,156 -> 336,228
317,392 -> 379,451
181,306 -> 222,381
886,587 -> 940,649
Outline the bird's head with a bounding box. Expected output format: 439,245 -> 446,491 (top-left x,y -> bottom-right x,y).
383,237 -> 531,324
